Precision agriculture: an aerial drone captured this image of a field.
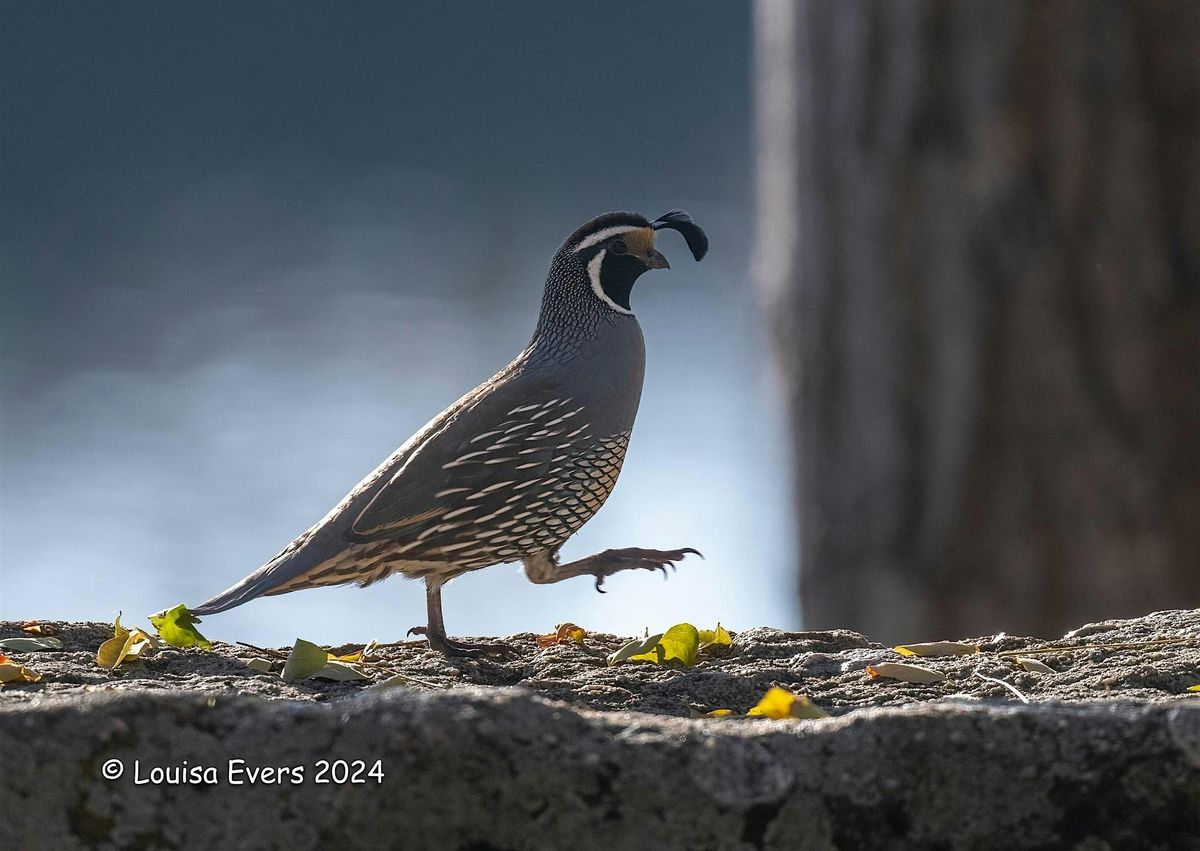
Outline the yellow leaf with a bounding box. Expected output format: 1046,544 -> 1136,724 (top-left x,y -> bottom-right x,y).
149,604 -> 212,649
629,623 -> 700,666
1187,685 -> 1200,693
707,708 -> 734,717
117,631 -> 155,665
698,623 -> 732,654
893,641 -> 979,657
607,633 -> 664,666
95,613 -> 157,670
0,658 -> 42,684
747,686 -> 829,719
95,613 -> 128,668
313,660 -> 370,682
282,638 -> 370,682
335,639 -> 380,664
1015,657 -> 1055,674
96,635 -> 126,669
20,621 -> 56,636
866,662 -> 947,684
282,639 -> 331,681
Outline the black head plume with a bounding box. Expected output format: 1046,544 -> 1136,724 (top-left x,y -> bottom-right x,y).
651,210 -> 709,261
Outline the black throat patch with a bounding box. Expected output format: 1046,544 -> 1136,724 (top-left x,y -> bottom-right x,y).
600,252 -> 649,312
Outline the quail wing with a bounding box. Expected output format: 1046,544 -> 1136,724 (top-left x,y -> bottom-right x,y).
348,374 -> 593,561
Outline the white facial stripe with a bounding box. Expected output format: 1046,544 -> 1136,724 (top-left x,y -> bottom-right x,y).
573,224 -> 642,254
587,250 -> 634,315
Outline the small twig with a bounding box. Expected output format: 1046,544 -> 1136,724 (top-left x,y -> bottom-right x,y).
996,636 -> 1191,657
236,641 -> 289,660
975,671 -> 1030,703
373,670 -> 448,690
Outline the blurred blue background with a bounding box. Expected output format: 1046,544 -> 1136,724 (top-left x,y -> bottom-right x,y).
0,1 -> 795,644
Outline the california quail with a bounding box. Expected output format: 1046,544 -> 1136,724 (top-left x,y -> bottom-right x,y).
191,210 -> 709,656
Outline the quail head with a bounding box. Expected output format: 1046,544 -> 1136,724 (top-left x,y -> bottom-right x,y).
191,209 -> 709,656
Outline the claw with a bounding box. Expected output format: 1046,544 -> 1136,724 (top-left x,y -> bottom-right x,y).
659,565 -> 669,579
681,547 -> 704,560
407,626 -> 427,638
594,574 -> 607,594
421,631 -> 518,659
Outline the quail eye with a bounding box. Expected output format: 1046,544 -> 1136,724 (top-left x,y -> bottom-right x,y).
609,238 -> 627,255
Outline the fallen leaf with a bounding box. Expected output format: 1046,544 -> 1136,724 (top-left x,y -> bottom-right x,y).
334,641 -> 378,664
1015,657 -> 1055,674
1187,685 -> 1200,693
866,662 -> 947,684
20,621 -> 57,636
370,672 -> 446,691
607,633 -> 665,666
96,614 -> 158,670
0,655 -> 42,684
313,660 -> 371,681
894,641 -> 979,658
281,639 -> 330,681
609,623 -> 715,667
747,687 -> 829,719
536,623 -> 587,649
282,638 -> 370,682
245,658 -> 273,673
0,637 -> 64,652
698,623 -> 732,655
149,604 -> 212,650
629,623 -> 701,666
707,708 -> 735,717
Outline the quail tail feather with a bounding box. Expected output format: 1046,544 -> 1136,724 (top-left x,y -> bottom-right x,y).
189,562 -> 284,615
190,542 -> 341,615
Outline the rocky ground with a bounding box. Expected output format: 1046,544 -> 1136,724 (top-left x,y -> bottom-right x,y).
2,609 -> 1198,850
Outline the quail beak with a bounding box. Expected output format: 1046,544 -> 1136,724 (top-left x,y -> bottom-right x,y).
644,248 -> 670,270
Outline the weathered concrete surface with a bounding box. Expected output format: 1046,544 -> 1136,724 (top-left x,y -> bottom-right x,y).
2,610 -> 1198,850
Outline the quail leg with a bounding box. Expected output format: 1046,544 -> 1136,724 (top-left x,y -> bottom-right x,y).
407,578 -> 516,658
522,547 -> 701,592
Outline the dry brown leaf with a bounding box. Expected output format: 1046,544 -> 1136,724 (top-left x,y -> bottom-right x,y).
894,641 -> 979,658
20,621 -> 57,636
1015,657 -> 1055,674
867,662 -> 947,684
536,623 -> 587,649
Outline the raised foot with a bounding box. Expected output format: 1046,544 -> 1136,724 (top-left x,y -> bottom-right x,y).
589,546 -> 702,593
406,626 -> 518,659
